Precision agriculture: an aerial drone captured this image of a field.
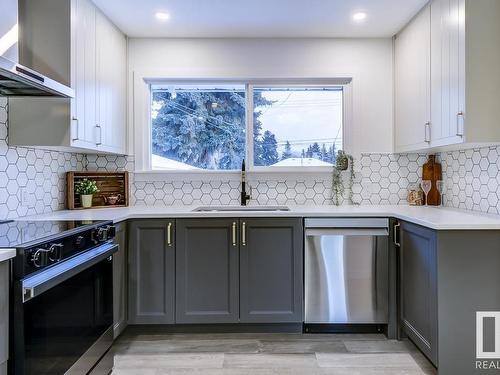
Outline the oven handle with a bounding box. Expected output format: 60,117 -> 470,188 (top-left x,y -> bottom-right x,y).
21,242 -> 118,303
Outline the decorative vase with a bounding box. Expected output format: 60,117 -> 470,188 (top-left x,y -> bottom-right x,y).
81,194 -> 93,208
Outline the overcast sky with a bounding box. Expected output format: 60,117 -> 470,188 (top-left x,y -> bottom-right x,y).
255,90 -> 343,155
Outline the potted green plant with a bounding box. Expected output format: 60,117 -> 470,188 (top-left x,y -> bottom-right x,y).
76,178 -> 99,208
335,150 -> 349,171
332,150 -> 356,206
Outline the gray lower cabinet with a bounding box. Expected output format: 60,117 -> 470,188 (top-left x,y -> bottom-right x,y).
176,219 -> 239,324
128,220 -> 175,324
398,222 -> 500,374
399,221 -> 438,366
239,218 -> 303,323
113,221 -> 128,338
0,261 -> 8,375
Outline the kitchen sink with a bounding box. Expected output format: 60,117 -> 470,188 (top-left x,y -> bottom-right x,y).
192,206 -> 290,212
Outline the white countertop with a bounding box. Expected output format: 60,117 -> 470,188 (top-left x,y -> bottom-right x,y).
17,205 -> 500,230
0,249 -> 16,262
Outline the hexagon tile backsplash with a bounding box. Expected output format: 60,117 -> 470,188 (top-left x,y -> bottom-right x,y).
86,153 -> 431,207
0,99 -> 85,220
439,147 -> 500,215
3,98 -> 500,219
88,147 -> 500,216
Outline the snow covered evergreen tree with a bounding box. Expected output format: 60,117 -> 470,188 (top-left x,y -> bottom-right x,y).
320,144 -> 328,161
259,131 -> 279,166
152,89 -> 272,169
281,141 -> 292,160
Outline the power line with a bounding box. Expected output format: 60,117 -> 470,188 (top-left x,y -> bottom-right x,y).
161,102 -> 236,135
165,101 -> 243,131
258,91 -> 294,116
275,138 -> 341,144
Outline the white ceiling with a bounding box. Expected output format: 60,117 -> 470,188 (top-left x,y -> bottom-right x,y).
92,0 -> 428,38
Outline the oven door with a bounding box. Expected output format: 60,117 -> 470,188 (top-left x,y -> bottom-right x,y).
11,242 -> 117,375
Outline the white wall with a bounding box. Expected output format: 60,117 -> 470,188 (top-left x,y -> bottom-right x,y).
128,38 -> 394,158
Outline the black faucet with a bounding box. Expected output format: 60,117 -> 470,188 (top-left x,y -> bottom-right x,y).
241,159 -> 251,206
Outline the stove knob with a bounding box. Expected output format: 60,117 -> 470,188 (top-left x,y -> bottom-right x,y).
105,225 -> 116,239
30,248 -> 49,268
97,228 -> 107,241
92,228 -> 107,243
75,235 -> 86,248
48,243 -> 63,262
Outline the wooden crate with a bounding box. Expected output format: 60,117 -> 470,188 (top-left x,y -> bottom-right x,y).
67,171 -> 129,209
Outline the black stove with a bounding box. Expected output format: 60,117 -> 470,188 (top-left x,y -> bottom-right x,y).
7,219 -> 117,375
1,220 -> 115,279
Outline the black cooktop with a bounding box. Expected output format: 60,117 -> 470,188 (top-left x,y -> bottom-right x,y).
0,220 -> 108,249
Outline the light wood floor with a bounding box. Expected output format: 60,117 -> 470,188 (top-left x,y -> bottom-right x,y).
111,330 -> 437,375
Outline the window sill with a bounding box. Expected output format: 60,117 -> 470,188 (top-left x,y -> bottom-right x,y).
133,167 -> 336,182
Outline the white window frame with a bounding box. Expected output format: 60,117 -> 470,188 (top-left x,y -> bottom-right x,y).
133,76 -> 352,175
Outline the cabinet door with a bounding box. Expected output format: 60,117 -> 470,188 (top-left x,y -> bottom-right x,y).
240,218 -> 303,323
113,222 -> 127,338
0,262 -> 8,373
400,221 -> 438,366
394,4 -> 431,153
430,0 -> 464,147
176,219 -> 239,324
96,10 -> 127,154
0,0 -> 17,62
82,0 -> 97,146
128,220 -> 175,324
70,0 -> 97,149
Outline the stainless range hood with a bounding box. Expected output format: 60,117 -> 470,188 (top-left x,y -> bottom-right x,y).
0,56 -> 73,97
0,0 -> 74,97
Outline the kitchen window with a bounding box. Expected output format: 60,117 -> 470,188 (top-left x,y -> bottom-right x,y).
252,86 -> 343,169
151,84 -> 246,170
149,82 -> 346,171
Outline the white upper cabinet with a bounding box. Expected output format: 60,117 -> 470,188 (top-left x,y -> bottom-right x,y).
394,4 -> 431,153
96,9 -> 127,154
9,0 -> 127,155
430,0 -> 464,148
72,0 -> 97,149
395,0 -> 500,152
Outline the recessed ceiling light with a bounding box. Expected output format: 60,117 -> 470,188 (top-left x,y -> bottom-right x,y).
352,12 -> 367,22
155,12 -> 171,21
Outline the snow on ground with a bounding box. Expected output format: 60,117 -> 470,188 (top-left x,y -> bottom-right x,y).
152,155 -> 332,170
152,154 -> 201,170
270,158 -> 333,167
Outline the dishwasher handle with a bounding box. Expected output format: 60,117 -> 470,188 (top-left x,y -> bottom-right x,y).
305,218 -> 389,228
305,228 -> 389,237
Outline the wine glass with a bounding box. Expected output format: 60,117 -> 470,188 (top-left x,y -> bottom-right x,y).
436,180 -> 444,207
421,180 -> 432,206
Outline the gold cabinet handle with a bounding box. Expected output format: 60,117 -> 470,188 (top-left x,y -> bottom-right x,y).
232,222 -> 237,247
167,222 -> 172,247
242,222 -> 246,246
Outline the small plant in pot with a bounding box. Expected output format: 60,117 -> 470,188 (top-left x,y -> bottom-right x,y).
76,178 -> 99,208
331,150 -> 356,206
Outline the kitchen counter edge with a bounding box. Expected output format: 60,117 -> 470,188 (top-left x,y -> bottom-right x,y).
12,205 -> 500,231
0,249 -> 16,262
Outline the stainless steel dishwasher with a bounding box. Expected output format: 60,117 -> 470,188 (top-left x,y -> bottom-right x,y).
304,218 -> 389,328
